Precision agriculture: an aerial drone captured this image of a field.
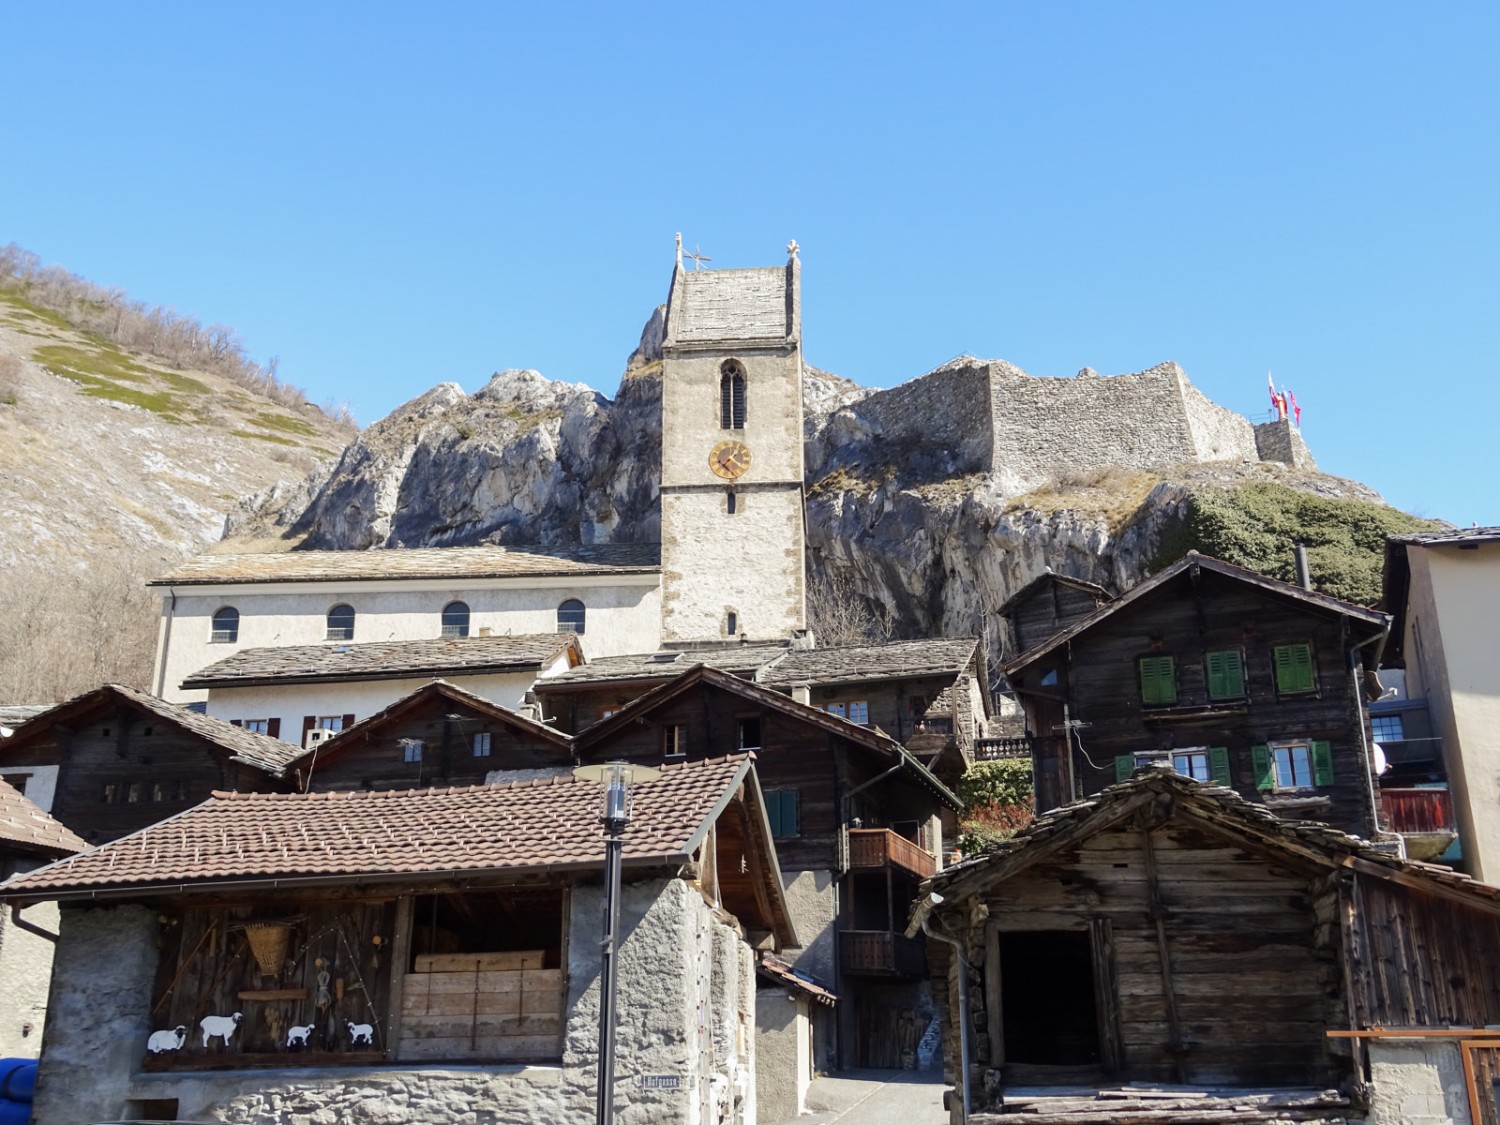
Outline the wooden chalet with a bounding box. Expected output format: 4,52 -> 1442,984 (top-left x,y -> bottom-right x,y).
286,679 -> 572,792
911,767 -> 1500,1123
1003,552 -> 1390,840
573,663 -> 961,1069
997,571 -> 1113,658
0,683 -> 297,845
3,755 -> 794,1125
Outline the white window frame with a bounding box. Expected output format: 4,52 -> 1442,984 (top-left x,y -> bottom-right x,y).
1271,742 -> 1314,790
1172,750 -> 1211,782
402,739 -> 424,764
472,732 -> 491,758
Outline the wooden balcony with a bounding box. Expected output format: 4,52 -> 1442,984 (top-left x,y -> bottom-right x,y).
847,828 -> 937,878
1381,787 -> 1455,834
974,737 -> 1033,762
839,929 -> 927,978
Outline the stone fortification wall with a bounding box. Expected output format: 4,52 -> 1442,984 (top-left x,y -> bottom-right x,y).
1180,377 -> 1261,463
852,360 -> 995,475
1254,417 -> 1317,469
988,361 -> 1251,491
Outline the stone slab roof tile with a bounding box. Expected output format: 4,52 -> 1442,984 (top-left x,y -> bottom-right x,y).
3,755 -> 754,900
152,544 -> 661,586
1388,526 -> 1500,547
183,634 -> 579,688
673,268 -> 791,343
540,644 -> 791,688
759,638 -> 980,687
0,779 -> 86,857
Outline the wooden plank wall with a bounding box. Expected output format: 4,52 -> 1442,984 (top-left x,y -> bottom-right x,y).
978,820 -> 1343,1087
398,951 -> 563,1061
1018,571 -> 1376,838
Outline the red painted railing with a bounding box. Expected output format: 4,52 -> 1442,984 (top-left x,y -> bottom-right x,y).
1381,788 -> 1455,834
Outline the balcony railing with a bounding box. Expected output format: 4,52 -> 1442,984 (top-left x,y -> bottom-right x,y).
1381,788 -> 1456,834
847,828 -> 937,878
975,737 -> 1033,761
839,929 -> 927,978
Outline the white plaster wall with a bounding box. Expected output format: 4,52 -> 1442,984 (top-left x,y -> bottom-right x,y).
0,765 -> 58,812
755,991 -> 808,1123
0,898 -> 58,1057
1421,547 -> 1500,882
204,671 -> 539,742
154,576 -> 661,702
661,488 -> 806,643
1366,1038 -> 1471,1124
780,870 -> 837,986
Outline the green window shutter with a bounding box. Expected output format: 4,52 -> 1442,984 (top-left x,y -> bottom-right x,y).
766,791 -> 785,837
1115,755 -> 1136,782
1251,744 -> 1274,790
1206,650 -> 1245,700
1208,746 -> 1232,785
1311,741 -> 1334,786
786,789 -> 800,836
1139,656 -> 1177,705
1274,643 -> 1316,693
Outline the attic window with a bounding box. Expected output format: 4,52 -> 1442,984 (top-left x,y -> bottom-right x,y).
648,652 -> 681,664
211,606 -> 239,644
719,361 -> 746,429
442,601 -> 471,638
326,604 -> 355,642
402,739 -> 424,763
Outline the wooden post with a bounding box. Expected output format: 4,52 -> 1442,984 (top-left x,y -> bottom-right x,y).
385,895 -> 414,1060
1139,827 -> 1186,1082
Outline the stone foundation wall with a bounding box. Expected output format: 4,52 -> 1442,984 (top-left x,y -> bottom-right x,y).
1365,1038 -> 1471,1124
35,880 -> 752,1125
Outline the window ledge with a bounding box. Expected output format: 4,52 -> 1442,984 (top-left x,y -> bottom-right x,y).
1141,704 -> 1250,722
1262,793 -> 1332,812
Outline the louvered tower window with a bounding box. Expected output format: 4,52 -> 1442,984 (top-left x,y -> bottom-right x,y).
720,361 -> 746,429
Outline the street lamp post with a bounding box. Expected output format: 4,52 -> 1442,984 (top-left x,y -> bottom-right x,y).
573,761 -> 660,1125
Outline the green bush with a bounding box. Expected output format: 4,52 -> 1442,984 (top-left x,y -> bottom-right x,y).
956,758 -> 1033,813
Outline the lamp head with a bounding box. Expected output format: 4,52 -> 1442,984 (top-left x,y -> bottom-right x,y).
573,761 -> 662,833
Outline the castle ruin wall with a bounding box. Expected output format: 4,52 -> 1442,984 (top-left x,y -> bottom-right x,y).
852,361 -> 994,475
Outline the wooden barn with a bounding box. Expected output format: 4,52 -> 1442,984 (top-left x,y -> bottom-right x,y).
912,767 -> 1500,1124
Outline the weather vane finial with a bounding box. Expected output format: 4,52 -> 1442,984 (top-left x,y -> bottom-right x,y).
683,243 -> 712,270
675,232 -> 683,268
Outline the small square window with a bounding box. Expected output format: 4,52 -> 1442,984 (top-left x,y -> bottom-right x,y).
1253,740 -> 1334,790
1371,714 -> 1405,742
663,724 -> 686,758
472,732 -> 492,758
1173,751 -> 1212,782
847,701 -> 869,725
737,717 -> 761,750
825,703 -> 845,719
402,739 -> 424,763
1138,655 -> 1178,705
243,719 -> 270,735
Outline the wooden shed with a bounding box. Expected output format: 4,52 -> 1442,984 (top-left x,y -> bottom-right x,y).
912,767 -> 1500,1122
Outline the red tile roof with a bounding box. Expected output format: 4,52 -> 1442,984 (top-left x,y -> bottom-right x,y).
3,755 -> 757,901
0,780 -> 86,857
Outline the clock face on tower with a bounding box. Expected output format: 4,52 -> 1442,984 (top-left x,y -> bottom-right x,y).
709,440 -> 752,480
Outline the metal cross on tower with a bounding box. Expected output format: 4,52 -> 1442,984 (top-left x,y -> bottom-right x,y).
683,245 -> 712,269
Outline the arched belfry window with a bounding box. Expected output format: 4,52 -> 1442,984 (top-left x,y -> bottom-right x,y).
441,601 -> 470,638
557,598 -> 586,635
719,361 -> 746,430
326,603 -> 355,642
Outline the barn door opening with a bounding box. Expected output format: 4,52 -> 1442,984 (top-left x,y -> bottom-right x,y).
999,930 -> 1100,1068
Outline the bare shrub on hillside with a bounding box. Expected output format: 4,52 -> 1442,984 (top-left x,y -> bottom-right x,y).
0,353 -> 21,405
808,567 -> 895,647
0,553 -> 160,704
0,242 -> 359,436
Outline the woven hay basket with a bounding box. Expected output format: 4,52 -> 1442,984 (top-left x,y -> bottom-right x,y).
245,922 -> 292,977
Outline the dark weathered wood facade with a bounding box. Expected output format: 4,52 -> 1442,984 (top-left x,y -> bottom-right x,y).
918,770 -> 1500,1114
0,685 -> 290,845
289,681 -> 571,792
999,573 -> 1114,659
1004,554 -> 1389,840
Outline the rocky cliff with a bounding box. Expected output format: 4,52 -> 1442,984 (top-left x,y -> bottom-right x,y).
234,313 -> 1438,663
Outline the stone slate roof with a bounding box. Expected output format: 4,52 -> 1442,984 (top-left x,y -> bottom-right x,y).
758,637 -> 981,688
0,705 -> 47,736
1387,526 -> 1500,546
1,683 -> 302,776
0,779 -> 86,858
916,767 -> 1500,917
538,643 -> 791,689
670,266 -> 792,344
3,755 -> 759,902
151,543 -> 661,586
1005,551 -> 1389,677
182,634 -> 580,689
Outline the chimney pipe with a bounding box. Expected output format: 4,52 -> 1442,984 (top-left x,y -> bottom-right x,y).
1294,541 -> 1313,591
792,684 -> 811,706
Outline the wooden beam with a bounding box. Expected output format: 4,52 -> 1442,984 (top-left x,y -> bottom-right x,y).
385,895 -> 414,1059
1139,825 -> 1186,1082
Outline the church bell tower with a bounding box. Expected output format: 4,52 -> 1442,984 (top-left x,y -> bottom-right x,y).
658,238 -> 807,644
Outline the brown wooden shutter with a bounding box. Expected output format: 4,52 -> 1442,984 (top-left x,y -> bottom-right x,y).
302,715 -> 316,747
267,718 -> 281,739
341,713 -> 355,731
229,719 -> 243,727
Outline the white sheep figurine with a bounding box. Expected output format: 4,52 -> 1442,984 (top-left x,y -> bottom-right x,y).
285,1023 -> 316,1049
200,1012 -> 243,1048
346,1020 -> 374,1046
147,1025 -> 187,1054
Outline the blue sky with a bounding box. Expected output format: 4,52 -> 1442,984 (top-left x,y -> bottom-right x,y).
4,3 -> 1496,525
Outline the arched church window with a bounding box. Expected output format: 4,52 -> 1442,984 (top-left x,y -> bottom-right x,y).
211,606 -> 239,643
326,603 -> 355,642
441,601 -> 470,638
557,598 -> 586,635
719,361 -> 746,430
